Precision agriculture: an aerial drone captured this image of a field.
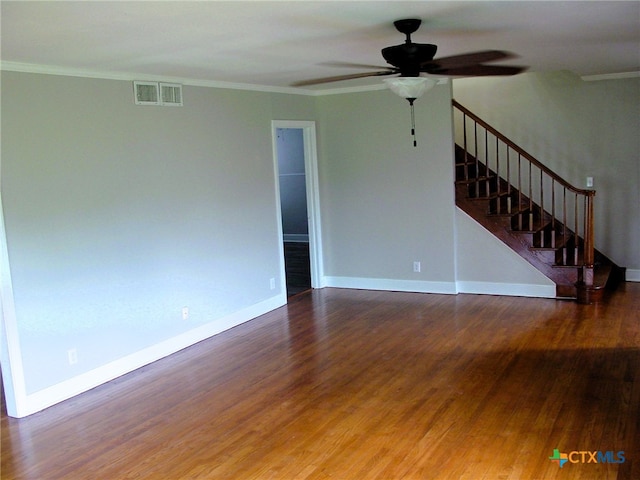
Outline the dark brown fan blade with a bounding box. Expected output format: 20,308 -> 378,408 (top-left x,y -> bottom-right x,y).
291,70 -> 396,87
323,61 -> 394,70
427,64 -> 527,77
421,50 -> 516,70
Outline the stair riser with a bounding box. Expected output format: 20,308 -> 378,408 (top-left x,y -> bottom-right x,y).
455,164 -> 489,180
466,178 -> 498,199
529,248 -> 583,269
453,134 -> 618,304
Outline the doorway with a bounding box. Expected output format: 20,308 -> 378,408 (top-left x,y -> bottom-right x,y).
272,121 -> 323,297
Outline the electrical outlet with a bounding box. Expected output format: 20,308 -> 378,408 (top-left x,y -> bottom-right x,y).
586,176 -> 594,188
182,306 -> 189,320
270,277 -> 276,290
413,261 -> 421,273
67,348 -> 78,365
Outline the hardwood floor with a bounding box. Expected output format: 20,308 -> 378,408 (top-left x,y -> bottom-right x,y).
2,284 -> 639,479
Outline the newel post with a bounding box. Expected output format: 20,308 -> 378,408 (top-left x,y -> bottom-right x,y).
576,190 -> 596,304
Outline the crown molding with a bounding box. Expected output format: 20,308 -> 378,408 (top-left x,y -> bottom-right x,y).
1,61 -> 448,96
0,61 -> 312,95
2,61 -> 635,92
581,71 -> 640,82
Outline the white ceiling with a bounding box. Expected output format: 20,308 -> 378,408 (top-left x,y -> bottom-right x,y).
2,1 -> 639,93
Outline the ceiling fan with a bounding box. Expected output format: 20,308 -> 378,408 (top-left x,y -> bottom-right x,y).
292,18 -> 527,87
292,19 -> 526,146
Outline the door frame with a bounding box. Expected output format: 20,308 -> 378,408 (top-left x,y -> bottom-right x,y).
271,120 -> 324,293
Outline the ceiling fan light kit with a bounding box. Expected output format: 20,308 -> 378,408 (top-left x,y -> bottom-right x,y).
293,18 -> 526,147
384,77 -> 437,147
384,77 -> 436,100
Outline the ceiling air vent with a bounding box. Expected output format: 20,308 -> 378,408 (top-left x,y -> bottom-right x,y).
134,81 -> 159,105
160,83 -> 183,106
133,81 -> 183,106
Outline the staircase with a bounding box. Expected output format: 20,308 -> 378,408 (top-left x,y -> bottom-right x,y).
452,100 -> 624,303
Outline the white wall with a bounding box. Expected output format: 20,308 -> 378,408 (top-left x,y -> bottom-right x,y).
452,72 -> 640,280
455,208 -> 555,298
316,83 -> 458,293
1,70 -> 583,417
1,72 -> 316,416
313,82 -> 553,296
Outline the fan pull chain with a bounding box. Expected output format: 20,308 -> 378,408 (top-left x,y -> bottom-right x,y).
408,98 -> 417,147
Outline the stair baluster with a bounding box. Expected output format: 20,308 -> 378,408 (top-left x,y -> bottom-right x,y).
452,100 -> 605,303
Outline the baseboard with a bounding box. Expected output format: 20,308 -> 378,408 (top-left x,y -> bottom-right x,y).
456,281 -> 557,298
12,293 -> 287,418
625,269 -> 640,282
323,276 -> 457,294
323,276 -> 555,298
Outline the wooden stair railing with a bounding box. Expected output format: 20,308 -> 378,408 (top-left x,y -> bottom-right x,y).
452,100 -> 605,303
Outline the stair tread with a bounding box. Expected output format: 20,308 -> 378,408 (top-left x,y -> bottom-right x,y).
455,175 -> 496,182
454,139 -> 621,303
529,234 -> 572,250
555,263 -> 613,296
490,210 -> 528,217
554,259 -> 591,268
511,221 -> 551,233
468,192 -> 508,200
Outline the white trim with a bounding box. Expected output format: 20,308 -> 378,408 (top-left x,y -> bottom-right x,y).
581,71 -> 640,82
310,83 -> 388,96
324,276 -> 457,295
301,123 -> 325,289
456,281 -> 556,298
1,61 -> 449,97
272,121 -> 325,291
324,276 -> 556,298
10,294 -> 286,418
271,138 -> 289,298
0,195 -> 28,418
625,269 -> 640,282
0,61 -> 310,95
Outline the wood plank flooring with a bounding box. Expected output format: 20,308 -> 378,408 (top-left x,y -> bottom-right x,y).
2,284 -> 639,479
